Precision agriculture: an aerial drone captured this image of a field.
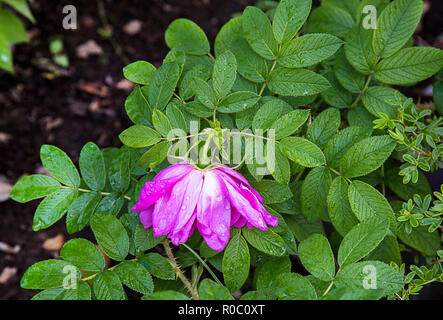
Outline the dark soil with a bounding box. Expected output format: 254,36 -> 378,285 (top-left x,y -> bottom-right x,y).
0,0 -> 442,300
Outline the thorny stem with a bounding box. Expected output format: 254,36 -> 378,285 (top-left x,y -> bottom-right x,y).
349,72 -> 374,109
162,240 -> 199,300
60,186 -> 132,201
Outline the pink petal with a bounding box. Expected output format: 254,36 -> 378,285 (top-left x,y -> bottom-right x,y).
222,174 -> 268,230
140,206 -> 154,228
233,216 -> 246,228
215,166 -> 263,203
170,170 -> 203,233
132,162 -> 193,211
151,191 -> 175,237
170,213 -> 197,246
196,171 -> 231,251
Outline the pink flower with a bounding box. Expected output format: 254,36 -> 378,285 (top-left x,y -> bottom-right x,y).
132,162 -> 278,251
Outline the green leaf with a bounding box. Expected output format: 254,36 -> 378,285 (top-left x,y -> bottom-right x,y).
397,225 -> 440,257
134,224 -> 165,254
213,50 -> 237,99
252,100 -> 283,131
191,77 -> 217,108
323,0 -> 360,16
347,106 -> 376,128
362,86 -> 406,119
217,91 -> 260,113
33,188 -> 77,231
138,141 -> 171,169
66,191 -> 101,233
320,72 -> 353,109
79,142 -> 106,191
324,126 -> 372,169
108,147 -> 131,193
327,177 -> 359,237
274,273 -> 317,300
142,291 -> 190,300
268,68 -> 330,96
119,125 -> 161,148
344,24 -> 378,75
152,109 -> 173,138
215,16 -> 243,57
10,174 -> 60,203
230,38 -> 268,83
348,180 -> 396,230
93,270 -> 126,300
372,0 -> 423,58
21,259 -> 80,289
307,108 -> 340,149
148,62 -> 180,110
40,144 -> 80,188
374,47 -> 443,85
385,167 -> 431,201
3,0 -> 35,22
366,235 -> 402,266
305,5 -> 355,38
52,281 -> 91,300
249,180 -> 292,204
272,0 -> 311,44
94,193 -> 124,216
180,64 -> 211,100
0,9 -> 28,43
140,252 -> 175,280
222,234 -> 250,292
255,257 -> 291,297
298,234 -> 335,281
115,260 -> 154,294
199,279 -> 233,300
165,18 -> 210,55
301,166 -> 332,222
267,146 -> 290,185
242,227 -> 287,257
338,216 -> 389,267
123,61 -> 156,85
334,50 -> 365,94
285,212 -> 325,242
166,103 -> 188,133
272,109 -> 310,140
125,85 -> 153,126
183,100 -> 212,118
279,33 -> 342,68
335,261 -> 403,297
279,137 -> 326,168
242,6 -> 277,60
339,136 -> 396,178
0,33 -> 13,72
90,213 -> 129,261
60,239 -> 105,272
268,210 -> 297,255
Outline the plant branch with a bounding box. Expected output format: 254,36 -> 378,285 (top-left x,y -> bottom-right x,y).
162,240 -> 199,300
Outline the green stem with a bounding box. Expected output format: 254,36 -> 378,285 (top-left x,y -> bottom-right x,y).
182,243 -> 223,287
60,186 -> 131,201
349,72 -> 373,109
259,58 -> 278,96
322,280 -> 334,296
